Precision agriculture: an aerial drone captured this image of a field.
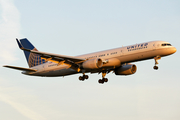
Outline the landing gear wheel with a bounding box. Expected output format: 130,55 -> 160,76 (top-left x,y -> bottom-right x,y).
104,78 -> 108,82
153,66 -> 158,70
98,79 -> 104,84
84,75 -> 89,79
79,74 -> 89,81
79,76 -> 84,81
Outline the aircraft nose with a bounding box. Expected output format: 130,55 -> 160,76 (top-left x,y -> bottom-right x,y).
172,47 -> 177,53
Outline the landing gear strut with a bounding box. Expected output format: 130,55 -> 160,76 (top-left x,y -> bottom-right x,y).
153,56 -> 161,70
98,71 -> 108,84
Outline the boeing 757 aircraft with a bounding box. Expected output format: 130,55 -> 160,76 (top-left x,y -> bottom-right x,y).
4,38 -> 176,84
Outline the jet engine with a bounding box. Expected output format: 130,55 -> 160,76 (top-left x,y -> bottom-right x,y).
82,58 -> 103,69
115,64 -> 137,75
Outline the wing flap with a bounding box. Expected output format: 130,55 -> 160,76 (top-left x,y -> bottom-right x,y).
3,65 -> 37,72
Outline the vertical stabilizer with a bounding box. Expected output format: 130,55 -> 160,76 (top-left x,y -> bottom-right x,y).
17,38 -> 46,68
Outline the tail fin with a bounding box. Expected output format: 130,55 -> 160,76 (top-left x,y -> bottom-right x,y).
17,38 -> 46,68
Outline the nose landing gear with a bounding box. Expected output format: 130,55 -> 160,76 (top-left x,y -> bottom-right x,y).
153,56 -> 161,70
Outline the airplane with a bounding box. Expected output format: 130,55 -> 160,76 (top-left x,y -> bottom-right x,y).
3,38 -> 177,84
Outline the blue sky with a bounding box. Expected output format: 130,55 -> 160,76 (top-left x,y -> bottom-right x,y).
0,0 -> 180,120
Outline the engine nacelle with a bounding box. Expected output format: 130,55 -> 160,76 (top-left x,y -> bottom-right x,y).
82,58 -> 103,69
115,64 -> 137,75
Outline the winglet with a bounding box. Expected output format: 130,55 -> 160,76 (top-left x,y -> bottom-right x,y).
16,38 -> 24,49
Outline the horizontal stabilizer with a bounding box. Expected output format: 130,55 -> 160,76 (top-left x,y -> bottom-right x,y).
3,65 -> 37,72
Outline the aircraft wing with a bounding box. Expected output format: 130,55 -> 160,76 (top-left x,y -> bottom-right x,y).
30,50 -> 85,72
16,39 -> 85,72
16,39 -> 85,63
30,50 -> 85,63
3,65 -> 37,72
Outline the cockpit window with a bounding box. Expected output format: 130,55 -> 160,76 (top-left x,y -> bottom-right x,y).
162,43 -> 172,46
167,44 -> 172,46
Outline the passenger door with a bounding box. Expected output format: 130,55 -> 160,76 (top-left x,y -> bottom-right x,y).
152,43 -> 156,50
120,49 -> 124,56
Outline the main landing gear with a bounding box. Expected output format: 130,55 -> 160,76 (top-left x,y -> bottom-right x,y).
98,78 -> 108,84
153,56 -> 161,70
79,74 -> 89,81
78,71 -> 109,84
98,71 -> 108,84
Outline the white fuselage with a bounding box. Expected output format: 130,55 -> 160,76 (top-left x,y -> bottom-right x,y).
24,41 -> 176,77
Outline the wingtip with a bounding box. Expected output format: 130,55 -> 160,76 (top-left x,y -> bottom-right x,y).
3,65 -> 10,68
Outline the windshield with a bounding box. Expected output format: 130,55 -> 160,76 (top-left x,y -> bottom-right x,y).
162,43 -> 172,46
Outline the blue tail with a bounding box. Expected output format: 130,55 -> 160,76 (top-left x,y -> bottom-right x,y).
17,38 -> 46,68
